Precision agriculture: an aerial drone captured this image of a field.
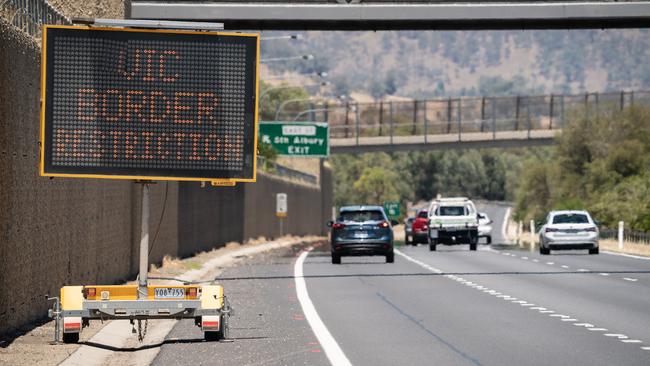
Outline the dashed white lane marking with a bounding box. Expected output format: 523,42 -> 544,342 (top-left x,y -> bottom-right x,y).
532,259 -> 539,263
623,278 -> 638,282
394,249 -> 649,354
546,262 -> 554,265
600,273 -> 610,276
295,250 -> 352,366
521,256 -> 529,260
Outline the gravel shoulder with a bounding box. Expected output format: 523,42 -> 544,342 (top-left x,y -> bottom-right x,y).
0,236 -> 323,366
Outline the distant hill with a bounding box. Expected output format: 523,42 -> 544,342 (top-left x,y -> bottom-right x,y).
261,29 -> 650,99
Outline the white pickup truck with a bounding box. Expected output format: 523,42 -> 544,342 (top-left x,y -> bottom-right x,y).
428,197 -> 479,251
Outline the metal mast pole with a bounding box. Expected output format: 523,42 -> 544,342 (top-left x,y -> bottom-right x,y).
138,182 -> 151,299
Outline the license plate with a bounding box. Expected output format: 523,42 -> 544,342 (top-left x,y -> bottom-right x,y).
354,231 -> 369,238
154,287 -> 185,299
430,230 -> 438,239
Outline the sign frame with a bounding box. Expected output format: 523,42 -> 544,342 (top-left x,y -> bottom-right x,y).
39,24 -> 260,183
259,121 -> 329,157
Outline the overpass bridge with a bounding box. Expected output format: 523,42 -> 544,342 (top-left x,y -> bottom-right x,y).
319,90 -> 649,153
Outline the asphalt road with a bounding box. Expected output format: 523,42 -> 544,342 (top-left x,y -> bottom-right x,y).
154,204 -> 650,366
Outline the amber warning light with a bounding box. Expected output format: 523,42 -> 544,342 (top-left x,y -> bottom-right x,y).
40,26 -> 259,182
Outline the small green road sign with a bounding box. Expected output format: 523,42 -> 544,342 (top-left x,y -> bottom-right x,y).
259,122 -> 329,157
383,202 -> 400,218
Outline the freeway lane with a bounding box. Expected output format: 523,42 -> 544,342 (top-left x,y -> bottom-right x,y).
301,204 -> 650,365
153,204 -> 650,365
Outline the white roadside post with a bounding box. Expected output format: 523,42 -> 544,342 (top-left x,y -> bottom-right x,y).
618,221 -> 625,250
530,220 -> 536,244
277,193 -> 288,237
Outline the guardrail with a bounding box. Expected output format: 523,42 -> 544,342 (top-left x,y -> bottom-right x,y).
1,0 -> 70,38
600,228 -> 650,245
282,90 -> 650,146
258,157 -> 318,185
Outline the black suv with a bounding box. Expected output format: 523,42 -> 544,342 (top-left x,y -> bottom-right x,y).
327,206 -> 396,264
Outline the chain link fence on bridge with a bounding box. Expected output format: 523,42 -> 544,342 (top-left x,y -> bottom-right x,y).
1,0 -> 70,38
283,90 -> 650,141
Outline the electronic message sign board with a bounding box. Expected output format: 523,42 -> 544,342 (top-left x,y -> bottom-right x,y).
40,25 -> 259,182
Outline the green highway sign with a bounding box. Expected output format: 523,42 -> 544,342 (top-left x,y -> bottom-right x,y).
383,202 -> 400,218
259,122 -> 329,157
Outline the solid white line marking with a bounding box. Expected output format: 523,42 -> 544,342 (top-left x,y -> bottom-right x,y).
502,207 -> 511,243
603,251 -> 650,261
295,250 -> 352,366
623,278 -> 638,282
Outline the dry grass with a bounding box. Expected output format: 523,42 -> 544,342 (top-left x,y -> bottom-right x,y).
599,239 -> 650,257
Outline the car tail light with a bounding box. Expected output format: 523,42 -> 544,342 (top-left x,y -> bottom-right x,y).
585,227 -> 597,232
187,287 -> 197,298
332,223 -> 345,229
85,287 -> 96,298
545,228 -> 559,233
377,221 -> 389,228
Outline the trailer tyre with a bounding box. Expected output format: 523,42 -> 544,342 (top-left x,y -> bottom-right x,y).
63,332 -> 79,344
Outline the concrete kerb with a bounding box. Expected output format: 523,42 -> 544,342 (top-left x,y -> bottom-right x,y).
60,236 -> 324,366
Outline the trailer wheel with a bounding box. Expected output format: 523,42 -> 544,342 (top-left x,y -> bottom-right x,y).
62,332 -> 79,344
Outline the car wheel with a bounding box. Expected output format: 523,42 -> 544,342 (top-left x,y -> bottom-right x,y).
486,236 -> 492,245
386,252 -> 394,263
332,253 -> 341,264
540,246 -> 550,255
63,332 -> 79,344
405,237 -> 412,245
469,243 -> 477,251
429,240 -> 437,251
589,247 -> 599,255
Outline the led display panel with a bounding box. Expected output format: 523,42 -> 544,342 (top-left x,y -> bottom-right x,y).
41,25 -> 259,182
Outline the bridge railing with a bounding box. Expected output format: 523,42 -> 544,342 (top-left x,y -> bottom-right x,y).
0,0 -> 70,38
296,90 -> 650,144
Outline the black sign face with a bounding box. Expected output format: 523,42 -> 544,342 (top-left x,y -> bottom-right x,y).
41,26 -> 259,182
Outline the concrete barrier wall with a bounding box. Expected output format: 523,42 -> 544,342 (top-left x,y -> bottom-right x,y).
0,21 -> 332,338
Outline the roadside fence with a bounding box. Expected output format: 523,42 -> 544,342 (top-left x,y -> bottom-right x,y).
600,228 -> 650,245
1,0 -> 70,38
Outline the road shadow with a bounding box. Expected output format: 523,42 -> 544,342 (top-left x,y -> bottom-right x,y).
80,335 -> 268,352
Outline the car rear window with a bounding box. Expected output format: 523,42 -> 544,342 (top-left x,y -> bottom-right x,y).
552,213 -> 589,224
340,210 -> 384,222
436,206 -> 466,216
417,211 -> 428,218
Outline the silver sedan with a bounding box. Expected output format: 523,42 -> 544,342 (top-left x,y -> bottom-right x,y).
539,210 -> 599,255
